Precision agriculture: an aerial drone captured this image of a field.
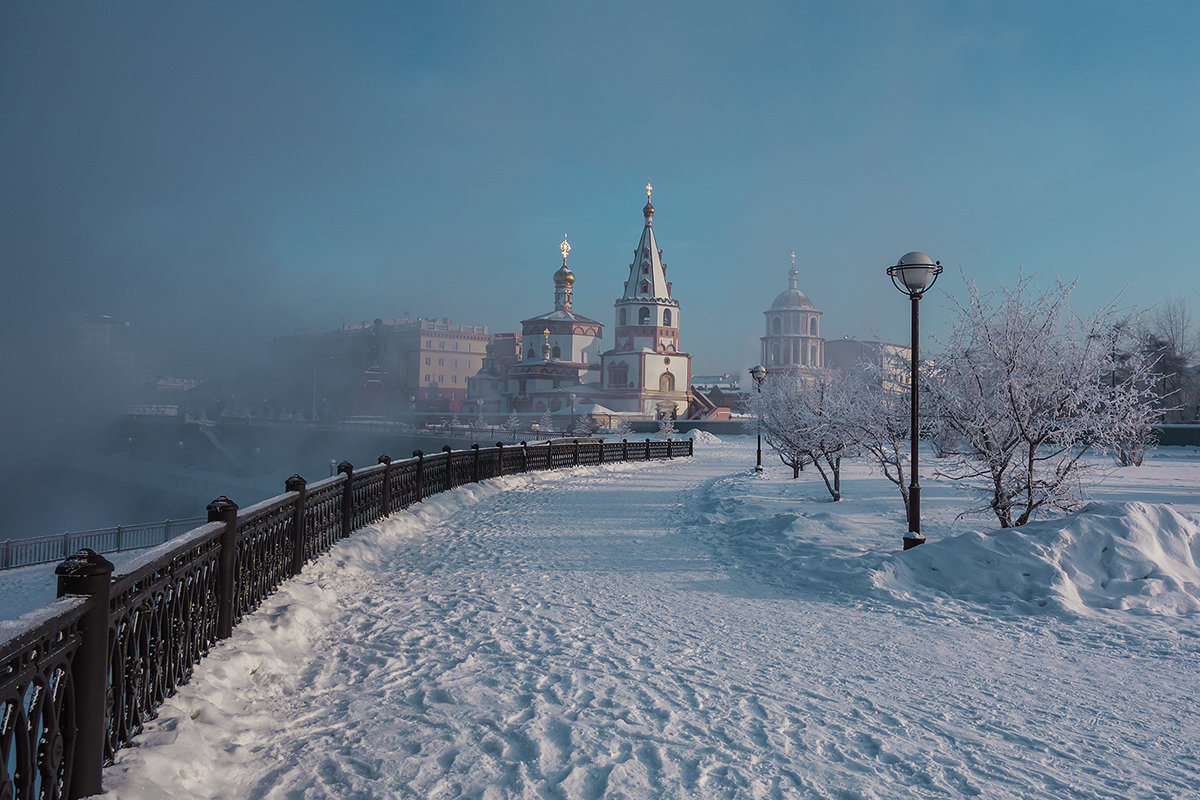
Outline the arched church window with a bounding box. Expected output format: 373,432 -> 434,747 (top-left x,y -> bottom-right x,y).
551,345 -> 561,359
772,317 -> 781,335
619,308 -> 627,326
526,348 -> 534,360
810,318 -> 818,336
770,344 -> 780,365
639,307 -> 651,326
640,280 -> 651,294
660,372 -> 675,392
663,309 -> 672,327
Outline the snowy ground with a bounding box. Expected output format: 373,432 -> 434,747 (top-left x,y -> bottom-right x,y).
23,436 -> 1200,798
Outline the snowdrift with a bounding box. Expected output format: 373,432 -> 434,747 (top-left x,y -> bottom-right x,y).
876,502 -> 1200,616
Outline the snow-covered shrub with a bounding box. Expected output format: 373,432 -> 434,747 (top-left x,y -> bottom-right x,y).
657,417 -> 678,439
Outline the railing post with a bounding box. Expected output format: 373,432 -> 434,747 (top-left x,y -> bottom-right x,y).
573,439 -> 580,466
622,438 -> 628,461
668,438 -> 674,459
208,495 -> 239,640
115,525 -> 123,552
689,438 -> 694,457
442,445 -> 454,487
520,441 -> 529,473
413,450 -> 424,499
378,455 -> 392,514
338,461 -> 354,539
598,439 -> 605,464
496,441 -> 505,476
56,548 -> 114,800
163,518 -> 172,544
3,538 -> 10,569
286,474 -> 307,576
646,438 -> 652,461
472,443 -> 480,483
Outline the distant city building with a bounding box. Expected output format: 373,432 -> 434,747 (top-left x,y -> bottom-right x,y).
824,338 -> 911,394
269,317 -> 489,419
761,253 -> 823,377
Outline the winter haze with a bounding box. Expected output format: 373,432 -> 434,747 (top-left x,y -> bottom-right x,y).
1,1 -> 1198,534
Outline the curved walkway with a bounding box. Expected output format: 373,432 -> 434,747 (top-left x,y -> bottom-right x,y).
98,439 -> 1198,799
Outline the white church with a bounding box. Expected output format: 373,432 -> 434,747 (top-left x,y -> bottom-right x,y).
468,184 -> 695,421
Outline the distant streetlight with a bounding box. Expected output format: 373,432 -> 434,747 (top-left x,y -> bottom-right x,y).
569,392 -> 577,433
886,251 -> 943,550
749,364 -> 767,473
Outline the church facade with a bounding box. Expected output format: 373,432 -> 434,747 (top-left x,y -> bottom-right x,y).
468,185 -> 694,421
761,252 -> 824,377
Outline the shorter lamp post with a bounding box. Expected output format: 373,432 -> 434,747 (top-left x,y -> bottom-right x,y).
570,392 -> 577,433
886,251 -> 942,550
749,364 -> 767,472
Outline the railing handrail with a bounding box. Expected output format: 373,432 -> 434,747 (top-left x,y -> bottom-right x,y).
0,436 -> 694,799
0,515 -> 209,571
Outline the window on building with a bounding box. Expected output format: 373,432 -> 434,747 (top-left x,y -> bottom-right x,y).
552,380 -> 560,389
607,362 -> 628,388
452,358 -> 457,368
772,317 -> 781,335
551,345 -> 561,359
438,375 -> 444,383
639,307 -> 651,326
660,372 -> 675,392
640,279 -> 651,294
519,379 -> 527,394
619,308 -> 627,326
440,341 -> 445,349
424,374 -> 430,382
810,318 -> 818,336
438,358 -> 444,366
424,357 -> 430,365
527,348 -> 535,360
452,375 -> 457,383
663,309 -> 672,327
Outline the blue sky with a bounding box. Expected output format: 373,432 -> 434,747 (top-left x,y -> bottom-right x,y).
3,0 -> 1198,375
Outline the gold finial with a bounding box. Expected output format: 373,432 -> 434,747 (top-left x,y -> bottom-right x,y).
560,234 -> 571,264
646,181 -> 653,202
791,250 -> 797,267
543,327 -> 550,342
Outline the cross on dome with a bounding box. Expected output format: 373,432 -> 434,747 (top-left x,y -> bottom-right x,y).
560,235 -> 571,264
646,181 -> 653,202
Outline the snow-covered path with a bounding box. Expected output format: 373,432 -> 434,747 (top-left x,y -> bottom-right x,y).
99,439 -> 1200,799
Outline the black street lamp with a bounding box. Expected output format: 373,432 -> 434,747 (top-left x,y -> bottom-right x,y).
749,364 -> 767,473
887,251 -> 942,549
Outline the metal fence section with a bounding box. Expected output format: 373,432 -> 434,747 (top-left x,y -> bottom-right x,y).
0,436 -> 692,799
0,517 -> 208,571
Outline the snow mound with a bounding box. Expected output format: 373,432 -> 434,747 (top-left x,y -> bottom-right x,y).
875,502 -> 1200,616
687,429 -> 723,444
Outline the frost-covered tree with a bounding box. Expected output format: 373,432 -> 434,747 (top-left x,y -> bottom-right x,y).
754,372 -> 854,499
611,418 -> 634,439
572,414 -> 596,437
841,366 -> 913,515
502,413 -> 521,440
657,416 -> 678,439
537,410 -> 555,436
927,278 -> 1164,527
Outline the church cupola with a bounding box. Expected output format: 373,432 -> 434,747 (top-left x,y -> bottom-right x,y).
553,235 -> 575,312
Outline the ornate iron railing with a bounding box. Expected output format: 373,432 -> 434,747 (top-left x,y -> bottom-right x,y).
0,437 -> 691,798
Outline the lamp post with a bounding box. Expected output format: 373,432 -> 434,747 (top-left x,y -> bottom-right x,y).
569,392 -> 577,433
886,251 -> 943,549
749,364 -> 767,473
